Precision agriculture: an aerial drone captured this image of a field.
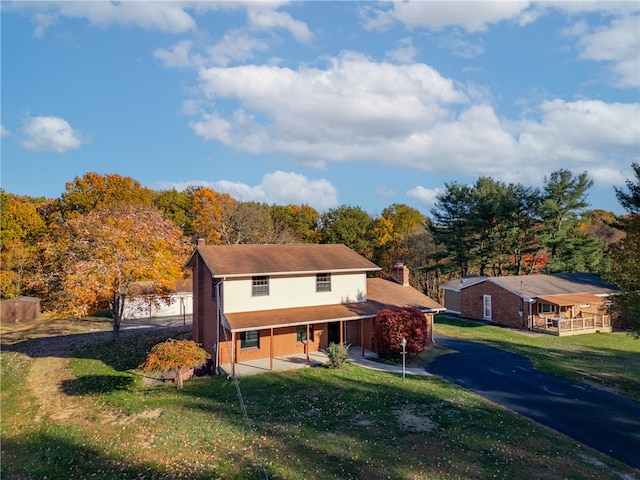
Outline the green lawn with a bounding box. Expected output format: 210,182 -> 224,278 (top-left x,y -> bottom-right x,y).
2,328 -> 638,480
434,315 -> 640,402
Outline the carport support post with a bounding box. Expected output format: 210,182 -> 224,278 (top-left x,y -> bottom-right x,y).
360,318 -> 364,357
401,337 -> 407,381
231,331 -> 236,378
339,320 -> 344,345
306,323 -> 310,365
270,328 -> 274,371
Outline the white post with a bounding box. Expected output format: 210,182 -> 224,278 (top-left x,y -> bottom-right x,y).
401,337 -> 407,381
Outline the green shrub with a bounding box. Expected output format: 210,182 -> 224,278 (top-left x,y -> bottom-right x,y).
326,342 -> 350,369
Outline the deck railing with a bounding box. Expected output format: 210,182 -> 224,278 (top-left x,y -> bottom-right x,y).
533,314 -> 611,333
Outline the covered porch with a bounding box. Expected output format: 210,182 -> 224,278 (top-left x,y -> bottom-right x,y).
531,293 -> 612,336
217,302 -> 382,377
220,351 -> 330,377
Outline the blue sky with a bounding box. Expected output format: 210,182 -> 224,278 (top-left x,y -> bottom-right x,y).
2,1 -> 639,216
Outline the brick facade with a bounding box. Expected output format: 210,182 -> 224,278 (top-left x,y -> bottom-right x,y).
461,282 -> 529,329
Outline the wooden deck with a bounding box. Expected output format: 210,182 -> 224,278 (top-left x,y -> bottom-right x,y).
532,314 -> 612,336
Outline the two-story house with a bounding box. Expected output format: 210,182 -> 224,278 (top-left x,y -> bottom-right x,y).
186,240 -> 445,376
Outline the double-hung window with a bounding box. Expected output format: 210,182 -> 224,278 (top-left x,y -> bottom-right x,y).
316,273 -> 331,292
252,276 -> 269,296
241,330 -> 259,349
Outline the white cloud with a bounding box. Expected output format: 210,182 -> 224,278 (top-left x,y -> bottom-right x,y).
24,2 -> 197,36
575,14 -> 640,88
517,99 -> 639,164
375,186 -> 396,197
155,171 -> 338,211
407,186 -> 443,211
437,30 -> 485,58
247,5 -> 313,43
154,40 -> 201,69
20,115 -> 91,153
206,30 -> 270,67
0,125 -> 10,137
386,37 -> 419,64
185,53 -> 639,190
192,52 -> 467,159
32,11 -> 57,38
364,1 -> 531,33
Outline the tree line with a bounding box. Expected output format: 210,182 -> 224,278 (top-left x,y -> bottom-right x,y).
1,165 -> 638,335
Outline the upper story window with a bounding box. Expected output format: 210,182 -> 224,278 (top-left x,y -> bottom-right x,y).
252,276 -> 269,296
316,273 -> 331,292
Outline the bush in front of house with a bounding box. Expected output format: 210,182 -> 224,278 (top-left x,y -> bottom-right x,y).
139,339 -> 208,389
373,307 -> 428,358
326,342 -> 350,369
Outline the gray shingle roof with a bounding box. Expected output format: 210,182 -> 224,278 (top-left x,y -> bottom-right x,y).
442,273 -> 619,300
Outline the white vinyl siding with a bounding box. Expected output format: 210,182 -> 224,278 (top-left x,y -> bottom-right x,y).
222,272 -> 367,314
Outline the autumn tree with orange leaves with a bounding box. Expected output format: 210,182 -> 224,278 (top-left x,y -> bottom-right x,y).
33,204 -> 189,338
139,339 -> 208,389
190,187 -> 234,244
59,172 -> 153,216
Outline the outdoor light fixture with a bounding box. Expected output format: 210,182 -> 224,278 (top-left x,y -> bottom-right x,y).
401,337 -> 407,381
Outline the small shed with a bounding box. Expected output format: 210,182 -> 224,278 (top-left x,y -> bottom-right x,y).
0,296 -> 41,323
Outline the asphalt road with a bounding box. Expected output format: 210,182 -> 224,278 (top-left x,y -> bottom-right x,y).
427,333 -> 640,470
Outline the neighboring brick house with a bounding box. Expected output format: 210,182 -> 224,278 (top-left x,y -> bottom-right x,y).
185,241 -> 445,375
440,273 -> 619,336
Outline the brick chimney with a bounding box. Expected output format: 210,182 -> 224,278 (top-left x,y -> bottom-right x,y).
391,262 -> 410,286
197,237 -> 206,247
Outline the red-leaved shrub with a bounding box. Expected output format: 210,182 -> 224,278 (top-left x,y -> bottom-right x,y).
373,307 -> 428,357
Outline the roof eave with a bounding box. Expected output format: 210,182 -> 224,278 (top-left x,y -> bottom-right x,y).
213,267 -> 381,279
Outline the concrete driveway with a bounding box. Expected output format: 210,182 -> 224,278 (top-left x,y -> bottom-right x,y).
427,333 -> 640,470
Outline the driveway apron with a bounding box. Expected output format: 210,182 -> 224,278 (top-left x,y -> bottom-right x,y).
427,333 -> 640,469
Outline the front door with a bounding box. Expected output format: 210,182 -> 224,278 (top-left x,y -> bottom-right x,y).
328,322 -> 341,345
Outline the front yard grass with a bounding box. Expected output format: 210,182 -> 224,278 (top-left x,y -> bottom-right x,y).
434,315 -> 640,402
2,326 -> 638,479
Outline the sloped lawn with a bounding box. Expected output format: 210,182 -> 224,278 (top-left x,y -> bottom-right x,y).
2,327 -> 638,479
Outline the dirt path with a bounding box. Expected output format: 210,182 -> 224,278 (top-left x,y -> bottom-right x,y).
22,335 -> 103,423
29,355 -> 79,421
12,328 -> 178,427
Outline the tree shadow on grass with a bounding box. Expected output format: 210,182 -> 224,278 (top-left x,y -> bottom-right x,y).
0,430 -> 238,480
61,374 -> 134,395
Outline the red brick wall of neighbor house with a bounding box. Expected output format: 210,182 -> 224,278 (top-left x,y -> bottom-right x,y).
462,282 -> 527,329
